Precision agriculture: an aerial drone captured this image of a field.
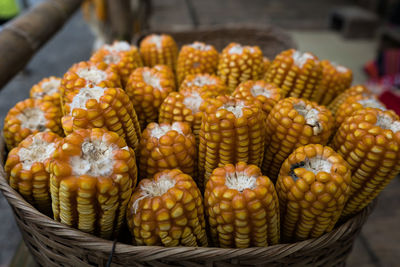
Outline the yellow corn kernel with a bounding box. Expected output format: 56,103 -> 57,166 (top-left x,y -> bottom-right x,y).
140,34 -> 178,70
328,84 -> 371,115
30,76 -> 62,112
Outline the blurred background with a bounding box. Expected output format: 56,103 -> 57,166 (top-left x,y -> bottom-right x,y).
0,0 -> 399,266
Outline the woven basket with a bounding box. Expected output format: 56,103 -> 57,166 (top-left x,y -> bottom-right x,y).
0,26 -> 375,266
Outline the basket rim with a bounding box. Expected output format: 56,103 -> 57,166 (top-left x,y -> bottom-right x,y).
0,134 -> 375,262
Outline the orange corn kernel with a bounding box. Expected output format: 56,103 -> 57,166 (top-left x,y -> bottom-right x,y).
140,34 -> 178,70
125,65 -> 176,129
262,98 -> 334,182
30,76 -> 62,110
328,84 -> 371,115
217,43 -> 264,92
276,144 -> 352,242
205,162 -> 280,248
49,128 -> 137,239
332,108 -> 400,217
179,73 -> 228,96
126,169 -> 207,247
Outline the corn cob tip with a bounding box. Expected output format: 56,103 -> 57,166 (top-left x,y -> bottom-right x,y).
140,34 -> 178,69
179,73 -> 228,96
30,76 -> 61,101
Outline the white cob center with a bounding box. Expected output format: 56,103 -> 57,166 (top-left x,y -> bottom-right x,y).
294,102 -> 322,135
105,41 -> 131,52
225,171 -> 257,192
189,42 -> 211,51
292,51 -> 314,68
70,139 -> 117,177
150,122 -> 183,139
251,84 -> 271,97
150,35 -> 163,50
358,98 -> 386,110
16,108 -> 47,131
76,67 -> 107,84
303,156 -> 332,175
18,135 -> 56,170
69,86 -> 105,113
142,71 -> 162,91
186,75 -> 216,87
331,62 -> 348,73
33,78 -> 60,98
376,114 -> 400,132
220,101 -> 247,118
183,91 -> 203,113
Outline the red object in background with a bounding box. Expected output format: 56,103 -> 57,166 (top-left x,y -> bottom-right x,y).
379,89 -> 400,116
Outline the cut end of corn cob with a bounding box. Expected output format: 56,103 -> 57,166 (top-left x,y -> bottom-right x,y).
265,49 -> 322,99
205,162 -> 280,247
328,84 -> 371,115
179,73 -> 228,96
30,76 -> 62,109
140,34 -> 178,70
277,144 -> 352,242
217,43 -> 264,92
126,169 -> 207,247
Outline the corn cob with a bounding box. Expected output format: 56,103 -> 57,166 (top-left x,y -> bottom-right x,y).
30,76 -> 62,110
198,96 -> 265,188
90,41 -> 143,86
126,169 -> 208,246
159,89 -> 213,143
139,122 -> 197,180
61,86 -> 141,152
205,162 -> 279,248
262,98 -> 334,182
311,60 -> 353,105
60,61 -> 121,109
331,108 -> 400,217
5,132 -> 62,214
217,43 -> 264,92
139,34 -> 178,70
232,80 -> 282,118
3,99 -> 63,150
49,128 -> 137,239
276,144 -> 352,242
125,65 -> 176,129
265,49 -> 322,100
335,94 -> 386,129
176,42 -> 219,85
328,84 -> 371,115
262,57 -> 271,75
179,73 -> 228,96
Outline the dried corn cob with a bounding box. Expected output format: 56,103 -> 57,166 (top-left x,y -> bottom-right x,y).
262,57 -> 271,74
3,99 -> 63,150
335,94 -> 386,129
176,42 -> 219,85
139,122 -> 197,180
262,98 -> 334,182
331,108 -> 400,217
90,41 -> 143,86
140,34 -> 178,70
265,49 -> 322,100
49,128 -> 137,239
62,86 -> 141,152
60,61 -> 121,109
217,43 -> 264,92
232,80 -> 282,118
311,60 -> 353,105
179,73 -> 228,96
198,96 -> 265,188
30,76 -> 62,109
5,132 -> 62,214
125,65 -> 176,129
276,144 -> 352,242
205,162 -> 280,248
328,84 -> 371,115
126,169 -> 207,246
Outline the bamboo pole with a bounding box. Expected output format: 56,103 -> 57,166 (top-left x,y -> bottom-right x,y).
0,0 -> 83,90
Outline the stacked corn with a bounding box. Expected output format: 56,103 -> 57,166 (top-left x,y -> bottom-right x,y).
125,65 -> 176,129
262,98 -> 334,182
276,144 -> 352,242
61,86 -> 141,152
30,76 -> 62,110
328,84 -> 371,115
49,128 -> 137,239
205,162 -> 279,248
5,132 -> 62,214
310,60 -> 353,105
126,169 -> 208,246
232,80 -> 282,118
4,99 -> 63,150
332,108 -> 400,217
265,49 -> 322,100
179,73 -> 228,96
217,43 -> 264,92
90,41 -> 143,85
198,96 -> 265,188
176,42 -> 219,85
139,122 -> 197,180
139,34 -> 178,70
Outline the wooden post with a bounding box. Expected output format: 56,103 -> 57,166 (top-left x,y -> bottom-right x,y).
0,0 -> 83,90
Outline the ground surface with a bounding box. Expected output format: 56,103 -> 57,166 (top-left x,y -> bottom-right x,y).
0,0 -> 399,266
